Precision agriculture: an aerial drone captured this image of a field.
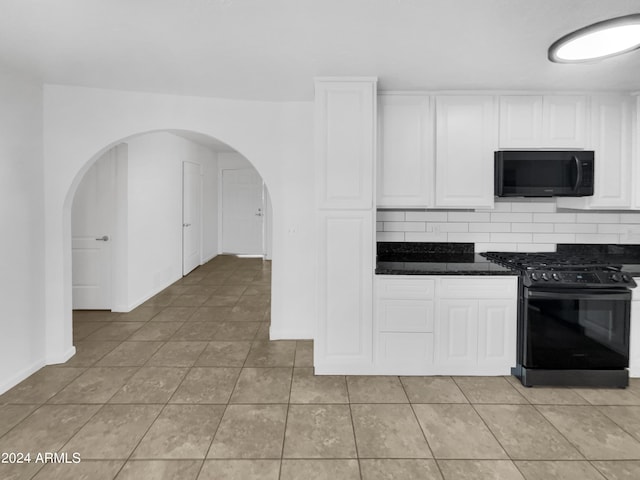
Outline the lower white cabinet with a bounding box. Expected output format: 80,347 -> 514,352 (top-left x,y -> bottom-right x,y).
375,275 -> 517,375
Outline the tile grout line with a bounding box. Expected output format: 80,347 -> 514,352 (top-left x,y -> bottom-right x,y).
344,376 -> 364,480
398,376 -> 442,479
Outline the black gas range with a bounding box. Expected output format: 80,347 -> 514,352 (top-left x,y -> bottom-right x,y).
482,251 -> 637,288
481,251 -> 636,388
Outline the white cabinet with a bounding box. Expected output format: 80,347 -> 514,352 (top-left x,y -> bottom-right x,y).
435,96 -> 497,208
375,275 -> 517,375
377,95 -> 433,207
315,78 -> 377,375
499,95 -> 587,148
630,280 -> 640,378
376,277 -> 435,374
315,79 -> 376,210
558,95 -> 634,210
437,299 -> 479,368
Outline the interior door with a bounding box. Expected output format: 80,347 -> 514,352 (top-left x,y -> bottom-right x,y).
71,151 -> 115,309
221,168 -> 264,255
183,161 -> 202,275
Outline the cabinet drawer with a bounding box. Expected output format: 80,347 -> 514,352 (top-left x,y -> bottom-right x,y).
378,332 -> 434,363
438,277 -> 517,299
378,299 -> 434,332
377,277 -> 435,299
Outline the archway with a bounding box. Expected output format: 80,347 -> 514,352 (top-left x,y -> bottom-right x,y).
42,86 -> 315,366
67,129 -> 273,337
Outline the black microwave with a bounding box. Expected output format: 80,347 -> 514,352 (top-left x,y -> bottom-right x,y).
495,150 -> 594,197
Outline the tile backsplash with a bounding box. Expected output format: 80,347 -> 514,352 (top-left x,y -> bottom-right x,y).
376,199 -> 640,252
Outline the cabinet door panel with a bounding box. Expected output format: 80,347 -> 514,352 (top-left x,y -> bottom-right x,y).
378,299 -> 434,332
317,211 -> 373,365
437,299 -> 478,366
588,96 -> 632,208
315,80 -> 375,209
499,96 -> 543,148
435,96 -> 496,208
477,299 -> 516,370
377,95 -> 432,207
543,96 -> 586,147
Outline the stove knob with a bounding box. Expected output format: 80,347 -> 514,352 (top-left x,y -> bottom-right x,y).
622,274 -> 631,283
541,272 -> 550,281
551,272 -> 561,281
610,273 -> 621,282
530,272 -> 539,282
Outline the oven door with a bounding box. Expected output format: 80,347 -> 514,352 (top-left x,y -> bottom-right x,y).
523,288 -> 630,370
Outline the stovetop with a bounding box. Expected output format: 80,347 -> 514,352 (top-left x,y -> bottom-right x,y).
481,251 -> 636,288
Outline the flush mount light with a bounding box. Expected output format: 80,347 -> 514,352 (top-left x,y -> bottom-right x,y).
548,14 -> 640,63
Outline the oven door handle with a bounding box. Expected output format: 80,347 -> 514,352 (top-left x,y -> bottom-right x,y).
526,289 -> 631,301
573,155 -> 583,192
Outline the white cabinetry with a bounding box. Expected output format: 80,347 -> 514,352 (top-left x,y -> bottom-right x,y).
377,94 -> 433,207
630,280 -> 640,378
375,275 -> 517,375
558,95 -> 633,210
435,96 -> 497,208
499,95 -> 587,148
315,78 -> 377,374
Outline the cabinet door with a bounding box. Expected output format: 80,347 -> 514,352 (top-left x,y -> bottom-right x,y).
315,79 -> 376,210
499,96 -> 543,148
316,211 -> 374,371
437,299 -> 478,366
543,95 -> 586,148
435,96 -> 496,208
477,299 -> 516,372
588,96 -> 632,209
377,95 -> 432,207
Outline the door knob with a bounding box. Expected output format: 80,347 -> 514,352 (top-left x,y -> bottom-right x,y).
183,223 -> 191,227
95,235 -> 109,241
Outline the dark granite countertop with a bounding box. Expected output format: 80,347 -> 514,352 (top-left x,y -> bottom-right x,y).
376,242 -> 517,276
376,242 -> 640,277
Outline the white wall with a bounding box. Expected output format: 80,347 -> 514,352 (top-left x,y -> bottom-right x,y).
377,199 -> 640,251
42,85 -> 315,366
0,74 -> 47,392
126,132 -> 218,308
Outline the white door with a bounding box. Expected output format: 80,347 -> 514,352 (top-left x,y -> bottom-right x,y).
221,168 -> 264,255
183,161 -> 202,275
71,151 -> 115,309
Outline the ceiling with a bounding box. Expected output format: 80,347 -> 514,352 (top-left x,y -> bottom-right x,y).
1,0 -> 639,101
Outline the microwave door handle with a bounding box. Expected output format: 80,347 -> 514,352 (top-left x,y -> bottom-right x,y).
573,155 -> 583,191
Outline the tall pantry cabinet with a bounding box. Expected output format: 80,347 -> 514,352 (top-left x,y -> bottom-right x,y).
314,78 -> 377,374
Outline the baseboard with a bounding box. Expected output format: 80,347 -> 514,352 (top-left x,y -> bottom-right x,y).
201,253 -> 218,264
125,276 -> 182,312
269,326 -> 313,341
0,358 -> 46,395
47,346 -> 77,365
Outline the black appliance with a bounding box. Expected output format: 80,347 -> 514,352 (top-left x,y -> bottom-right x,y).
495,150 -> 594,197
481,251 -> 636,388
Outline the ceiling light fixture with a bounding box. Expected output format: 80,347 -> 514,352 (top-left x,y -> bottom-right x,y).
548,14 -> 640,63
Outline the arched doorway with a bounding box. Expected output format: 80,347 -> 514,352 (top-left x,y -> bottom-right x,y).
42,86 -> 315,367
69,129 -> 272,313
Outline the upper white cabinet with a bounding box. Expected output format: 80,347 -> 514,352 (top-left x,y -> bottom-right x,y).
315,79 -> 376,210
377,94 -> 433,207
558,95 -> 633,210
435,96 -> 497,208
499,95 -> 587,148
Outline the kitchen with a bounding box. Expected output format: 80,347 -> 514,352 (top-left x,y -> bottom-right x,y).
3,1 -> 640,479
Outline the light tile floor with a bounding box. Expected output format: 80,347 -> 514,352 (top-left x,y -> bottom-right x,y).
2,256 -> 640,479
